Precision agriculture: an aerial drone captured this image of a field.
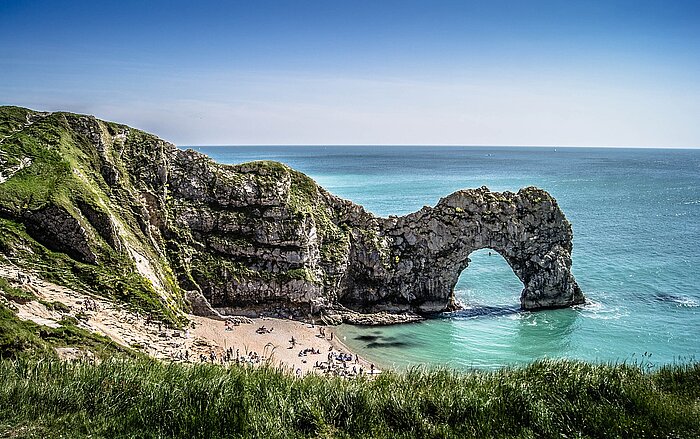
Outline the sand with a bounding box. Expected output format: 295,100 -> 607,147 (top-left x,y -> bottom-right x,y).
190,315 -> 377,376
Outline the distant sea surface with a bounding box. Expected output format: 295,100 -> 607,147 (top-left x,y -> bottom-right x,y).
195,145 -> 700,370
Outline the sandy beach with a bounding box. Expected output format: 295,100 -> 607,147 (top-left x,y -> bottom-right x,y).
189,316 -> 378,376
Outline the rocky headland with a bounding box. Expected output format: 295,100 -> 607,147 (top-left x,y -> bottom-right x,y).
0,106 -> 584,327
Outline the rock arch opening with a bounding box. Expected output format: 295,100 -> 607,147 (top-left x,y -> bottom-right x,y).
454,248 -> 524,312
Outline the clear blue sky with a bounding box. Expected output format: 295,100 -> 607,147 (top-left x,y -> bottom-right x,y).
2,0 -> 699,147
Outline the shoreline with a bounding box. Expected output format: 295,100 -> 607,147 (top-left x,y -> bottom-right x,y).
327,325 -> 383,375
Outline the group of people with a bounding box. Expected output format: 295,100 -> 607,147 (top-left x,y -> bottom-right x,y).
298,347 -> 321,357
80,298 -> 99,312
317,326 -> 334,341
256,325 -> 273,334
312,349 -> 377,378
189,347 -> 265,366
165,318 -> 376,379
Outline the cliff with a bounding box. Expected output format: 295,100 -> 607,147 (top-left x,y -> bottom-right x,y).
0,106 -> 584,324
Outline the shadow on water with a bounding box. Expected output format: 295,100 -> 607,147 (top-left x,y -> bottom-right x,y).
365,340 -> 417,349
354,334 -> 418,349
653,293 -> 699,308
355,334 -> 381,342
442,304 -> 522,319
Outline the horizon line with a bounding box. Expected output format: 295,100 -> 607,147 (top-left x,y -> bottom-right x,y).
184,144 -> 700,150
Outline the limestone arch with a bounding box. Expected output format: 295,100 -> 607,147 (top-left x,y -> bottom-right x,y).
340,186 -> 585,313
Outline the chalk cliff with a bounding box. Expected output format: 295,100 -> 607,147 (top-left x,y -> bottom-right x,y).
0,107 -> 584,324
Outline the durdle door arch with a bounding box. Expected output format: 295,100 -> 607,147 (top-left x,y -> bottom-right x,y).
340,186 -> 585,313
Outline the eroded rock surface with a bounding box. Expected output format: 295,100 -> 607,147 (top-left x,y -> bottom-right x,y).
0,107 -> 584,322
340,187 -> 584,312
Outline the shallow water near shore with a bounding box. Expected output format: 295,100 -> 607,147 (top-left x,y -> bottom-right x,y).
195,145 -> 700,370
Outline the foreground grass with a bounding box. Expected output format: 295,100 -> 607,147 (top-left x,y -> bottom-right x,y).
0,359 -> 698,438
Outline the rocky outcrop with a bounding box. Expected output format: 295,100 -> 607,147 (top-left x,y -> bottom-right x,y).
22,204 -> 97,264
0,107 -> 584,323
338,187 -> 584,312
186,290 -> 253,324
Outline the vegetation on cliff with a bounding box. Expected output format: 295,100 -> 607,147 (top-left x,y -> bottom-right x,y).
0,106 -> 185,325
0,106 -> 362,321
0,357 -> 698,438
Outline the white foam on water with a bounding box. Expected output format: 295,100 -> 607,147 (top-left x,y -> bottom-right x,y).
578,299 -> 627,320
672,297 -> 699,308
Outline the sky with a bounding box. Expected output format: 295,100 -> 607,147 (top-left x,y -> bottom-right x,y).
1,0 -> 699,147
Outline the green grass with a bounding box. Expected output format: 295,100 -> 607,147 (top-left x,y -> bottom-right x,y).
0,277 -> 36,303
0,357 -> 697,438
0,218 -> 184,327
0,106 -> 35,138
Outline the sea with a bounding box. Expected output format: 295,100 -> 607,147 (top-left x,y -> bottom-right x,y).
195,145 -> 700,370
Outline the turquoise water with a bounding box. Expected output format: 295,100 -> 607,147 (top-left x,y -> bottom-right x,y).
195,146 -> 700,370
